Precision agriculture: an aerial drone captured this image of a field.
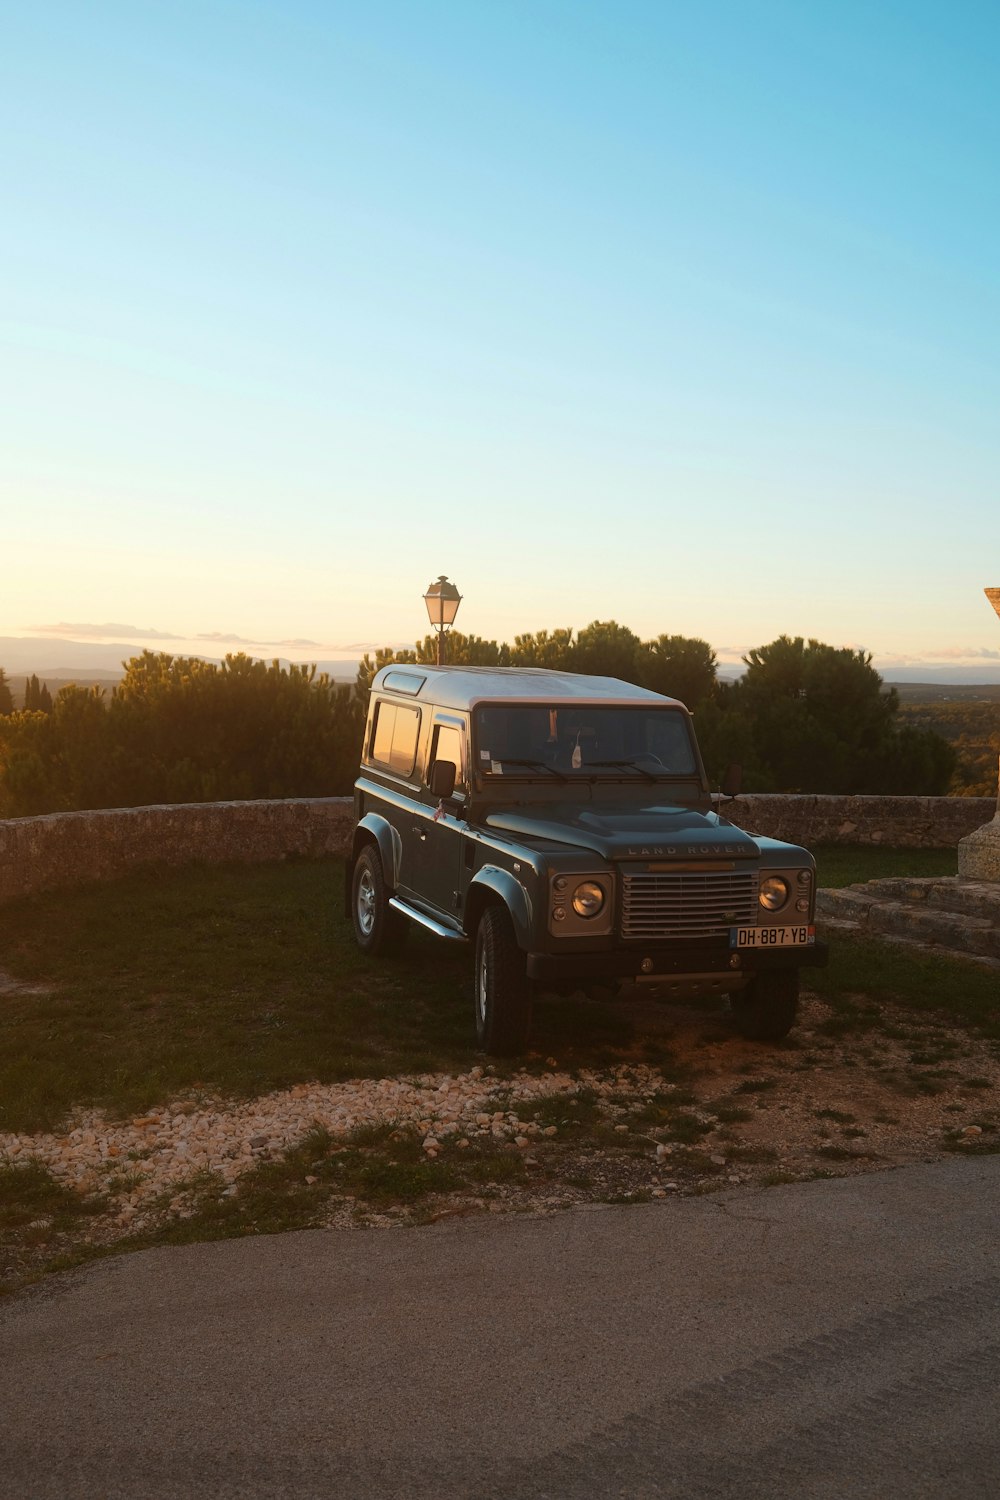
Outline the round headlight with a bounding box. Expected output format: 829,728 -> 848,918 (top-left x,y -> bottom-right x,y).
572,881 -> 606,918
759,876 -> 789,912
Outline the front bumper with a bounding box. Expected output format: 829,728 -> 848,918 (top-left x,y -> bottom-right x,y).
526,939 -> 829,984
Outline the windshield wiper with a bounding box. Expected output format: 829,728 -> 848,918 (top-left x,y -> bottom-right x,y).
588,758 -> 659,782
499,758 -> 568,782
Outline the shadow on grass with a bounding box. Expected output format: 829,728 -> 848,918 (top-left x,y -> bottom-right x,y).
0,859 -> 705,1135
807,933 -> 1000,1039
812,845 -> 957,888
10,857 -> 983,1141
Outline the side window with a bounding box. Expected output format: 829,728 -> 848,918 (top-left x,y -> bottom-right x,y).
369,701 -> 421,776
429,723 -> 466,795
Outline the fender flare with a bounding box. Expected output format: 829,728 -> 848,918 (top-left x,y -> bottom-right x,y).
351,814 -> 402,891
466,866 -> 533,949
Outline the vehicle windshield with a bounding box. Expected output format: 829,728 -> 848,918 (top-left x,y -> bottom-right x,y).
473,704 -> 698,779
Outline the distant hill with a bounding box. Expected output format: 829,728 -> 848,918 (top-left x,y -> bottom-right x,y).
889,682 -> 1000,703
0,637 -> 137,675
0,638 -> 360,686
877,665 -> 1000,686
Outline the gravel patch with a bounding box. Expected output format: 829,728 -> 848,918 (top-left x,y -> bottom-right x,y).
4,989 -> 999,1280
0,1063 -> 663,1221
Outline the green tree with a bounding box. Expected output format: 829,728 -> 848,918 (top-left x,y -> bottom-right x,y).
413,631 -> 509,667
0,709 -> 57,813
355,646 -> 418,700
110,651 -> 364,805
355,633 -> 510,703
23,674 -> 53,713
0,669 -> 13,716
697,635 -> 955,794
569,620 -> 643,681
0,651 -> 367,816
638,634 -> 717,707
509,628 -> 575,669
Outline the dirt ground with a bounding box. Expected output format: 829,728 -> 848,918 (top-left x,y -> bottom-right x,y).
4,981 -> 999,1293
324,983 -> 1000,1230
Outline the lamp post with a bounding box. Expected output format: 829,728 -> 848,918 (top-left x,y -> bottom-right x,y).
423,575 -> 462,666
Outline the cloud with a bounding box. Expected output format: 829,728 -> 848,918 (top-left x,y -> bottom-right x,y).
28,623 -> 335,652
195,632 -> 325,649
874,647 -> 1000,666
932,647 -> 1000,661
335,640 -> 417,653
31,622 -> 182,641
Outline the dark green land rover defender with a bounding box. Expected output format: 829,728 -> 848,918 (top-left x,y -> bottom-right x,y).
348,666 -> 827,1054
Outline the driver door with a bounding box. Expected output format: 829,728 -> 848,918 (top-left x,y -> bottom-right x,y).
404,715 -> 469,922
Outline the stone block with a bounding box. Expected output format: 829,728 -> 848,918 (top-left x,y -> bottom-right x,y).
958,819 -> 1000,884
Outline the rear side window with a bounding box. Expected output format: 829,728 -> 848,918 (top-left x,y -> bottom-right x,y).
370,701 -> 421,776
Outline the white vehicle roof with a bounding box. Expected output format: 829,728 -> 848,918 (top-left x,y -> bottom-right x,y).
370,665 -> 686,712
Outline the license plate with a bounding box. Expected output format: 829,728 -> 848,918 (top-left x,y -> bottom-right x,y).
730,925 -> 815,949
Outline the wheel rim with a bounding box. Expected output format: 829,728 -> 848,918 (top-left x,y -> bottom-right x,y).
357,868 -> 376,936
477,944 -> 488,1026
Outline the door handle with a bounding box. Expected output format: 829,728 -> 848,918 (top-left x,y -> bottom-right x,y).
412,826 -> 427,841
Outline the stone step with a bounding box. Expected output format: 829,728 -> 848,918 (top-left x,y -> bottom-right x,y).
844,876 -> 1000,923
869,900 -> 1000,959
816,887 -> 881,922
817,880 -> 1000,967
815,912 -> 1000,973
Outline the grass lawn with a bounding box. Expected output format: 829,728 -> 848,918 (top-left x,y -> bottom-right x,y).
0,859 -> 638,1135
0,842 -> 981,1138
0,859 -> 474,1134
1,847 -> 998,1296
811,844 -> 956,887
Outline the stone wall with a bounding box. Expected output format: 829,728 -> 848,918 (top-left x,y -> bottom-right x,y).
0,799 -> 355,906
0,794 -> 995,907
718,793 -> 996,849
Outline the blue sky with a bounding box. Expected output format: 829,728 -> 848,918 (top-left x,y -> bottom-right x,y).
2,0 -> 998,673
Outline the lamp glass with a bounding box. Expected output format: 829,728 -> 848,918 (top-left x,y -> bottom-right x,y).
423,576 -> 462,629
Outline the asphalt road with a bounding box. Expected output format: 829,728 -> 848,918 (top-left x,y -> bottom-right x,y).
2,1158 -> 999,1499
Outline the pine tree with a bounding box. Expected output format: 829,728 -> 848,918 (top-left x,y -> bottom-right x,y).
23,675 -> 54,714
0,668 -> 13,715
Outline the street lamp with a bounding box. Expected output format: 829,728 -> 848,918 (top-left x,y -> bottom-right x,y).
423,575 -> 462,665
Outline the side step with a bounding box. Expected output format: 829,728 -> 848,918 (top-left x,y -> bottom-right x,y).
389,897 -> 468,942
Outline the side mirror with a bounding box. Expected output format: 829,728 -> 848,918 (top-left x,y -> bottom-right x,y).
428,759 -> 457,799
720,762 -> 742,799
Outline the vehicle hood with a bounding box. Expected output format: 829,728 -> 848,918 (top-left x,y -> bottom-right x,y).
483,802 -> 759,861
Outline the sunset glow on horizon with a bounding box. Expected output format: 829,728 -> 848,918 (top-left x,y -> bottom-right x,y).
2,1 -> 998,677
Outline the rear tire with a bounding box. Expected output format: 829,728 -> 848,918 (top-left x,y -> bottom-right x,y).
731,970 -> 799,1041
474,905 -> 532,1056
351,844 -> 408,956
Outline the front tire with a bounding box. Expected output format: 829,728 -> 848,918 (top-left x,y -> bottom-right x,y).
474,905 -> 532,1056
351,845 -> 408,956
731,970 -> 799,1041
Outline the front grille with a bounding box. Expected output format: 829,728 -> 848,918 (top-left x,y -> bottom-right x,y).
620,869 -> 758,941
